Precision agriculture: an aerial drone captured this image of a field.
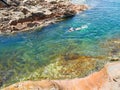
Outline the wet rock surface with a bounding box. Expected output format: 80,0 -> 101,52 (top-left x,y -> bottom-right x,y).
101,39 -> 120,61
1,39 -> 119,88
1,39 -> 119,89
0,0 -> 88,34
3,62 -> 120,90
40,56 -> 105,79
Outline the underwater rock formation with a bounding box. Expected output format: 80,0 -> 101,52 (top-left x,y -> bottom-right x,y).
3,62 -> 120,90
101,39 -> 120,61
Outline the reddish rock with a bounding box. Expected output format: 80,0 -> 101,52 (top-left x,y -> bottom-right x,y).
3,62 -> 120,90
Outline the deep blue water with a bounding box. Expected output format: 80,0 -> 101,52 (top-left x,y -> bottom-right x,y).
0,0 -> 120,85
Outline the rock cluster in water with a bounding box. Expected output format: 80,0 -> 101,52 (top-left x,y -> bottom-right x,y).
3,62 -> 120,90
1,39 -> 120,89
0,0 -> 88,34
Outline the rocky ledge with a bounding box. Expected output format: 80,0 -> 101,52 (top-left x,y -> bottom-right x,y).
3,62 -> 120,90
0,0 -> 88,34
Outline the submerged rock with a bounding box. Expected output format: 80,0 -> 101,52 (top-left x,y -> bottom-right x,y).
101,39 -> 120,61
29,55 -> 106,80
3,62 -> 120,90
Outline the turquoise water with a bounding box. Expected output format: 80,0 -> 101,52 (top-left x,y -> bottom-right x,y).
0,0 -> 120,86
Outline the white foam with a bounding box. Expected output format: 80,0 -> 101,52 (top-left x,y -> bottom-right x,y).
68,23 -> 90,32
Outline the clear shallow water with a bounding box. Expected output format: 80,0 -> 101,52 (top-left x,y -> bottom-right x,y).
0,0 -> 120,86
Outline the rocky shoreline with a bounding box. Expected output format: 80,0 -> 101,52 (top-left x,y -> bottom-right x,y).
0,0 -> 88,34
1,39 -> 120,89
3,62 -> 120,90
